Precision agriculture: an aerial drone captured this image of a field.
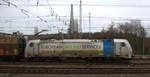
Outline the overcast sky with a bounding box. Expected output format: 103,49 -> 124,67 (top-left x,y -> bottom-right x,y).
0,0 -> 150,35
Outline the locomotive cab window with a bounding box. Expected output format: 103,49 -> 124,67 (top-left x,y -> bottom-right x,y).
121,42 -> 126,47
30,43 -> 34,47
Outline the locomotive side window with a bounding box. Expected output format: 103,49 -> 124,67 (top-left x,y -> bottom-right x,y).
121,42 -> 126,47
30,43 -> 34,47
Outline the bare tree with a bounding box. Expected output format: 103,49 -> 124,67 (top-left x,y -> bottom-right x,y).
106,20 -> 146,55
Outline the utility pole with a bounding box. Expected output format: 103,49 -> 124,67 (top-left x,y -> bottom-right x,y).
89,12 -> 91,39
142,28 -> 145,58
79,0 -> 82,38
61,27 -> 64,41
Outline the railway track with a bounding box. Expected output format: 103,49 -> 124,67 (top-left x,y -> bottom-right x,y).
0,65 -> 150,74
0,59 -> 149,74
0,60 -> 150,65
0,61 -> 149,74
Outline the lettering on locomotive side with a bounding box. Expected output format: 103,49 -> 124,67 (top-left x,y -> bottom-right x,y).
40,43 -> 63,49
40,42 -> 102,50
82,44 -> 101,49
63,45 -> 82,49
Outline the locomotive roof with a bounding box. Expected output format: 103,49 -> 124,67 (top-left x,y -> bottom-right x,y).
114,39 -> 128,43
28,40 -> 40,43
40,39 -> 91,43
29,39 -> 127,43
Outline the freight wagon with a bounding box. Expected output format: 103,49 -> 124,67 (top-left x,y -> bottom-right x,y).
0,38 -> 19,57
25,39 -> 133,60
0,37 -> 25,60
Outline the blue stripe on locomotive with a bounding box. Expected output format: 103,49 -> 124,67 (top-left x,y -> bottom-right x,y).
103,40 -> 114,57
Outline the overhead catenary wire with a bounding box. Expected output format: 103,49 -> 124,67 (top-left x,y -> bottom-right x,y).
2,16 -> 150,22
3,3 -> 150,8
1,0 -> 55,33
1,0 -> 51,23
1,0 -> 150,34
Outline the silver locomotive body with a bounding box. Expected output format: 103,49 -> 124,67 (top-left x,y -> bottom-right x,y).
25,39 -> 132,59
